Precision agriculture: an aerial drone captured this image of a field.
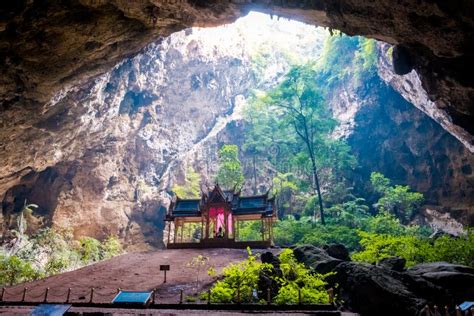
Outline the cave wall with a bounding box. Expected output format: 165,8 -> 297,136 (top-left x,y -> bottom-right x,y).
0,27 -> 257,249
1,0 -> 473,152
344,77 -> 474,225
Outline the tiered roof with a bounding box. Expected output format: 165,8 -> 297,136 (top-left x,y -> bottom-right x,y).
167,184 -> 275,219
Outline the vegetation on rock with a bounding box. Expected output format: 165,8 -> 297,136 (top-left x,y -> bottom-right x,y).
209,248 -> 331,304
0,221 -> 123,286
216,145 -> 245,190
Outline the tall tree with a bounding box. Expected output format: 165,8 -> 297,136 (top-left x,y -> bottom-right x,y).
216,145 -> 245,190
262,64 -> 337,224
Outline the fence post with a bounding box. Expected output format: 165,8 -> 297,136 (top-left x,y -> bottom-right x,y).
1,288 -> 5,302
66,288 -> 71,303
444,306 -> 449,316
89,288 -> 94,304
425,305 -> 430,316
152,288 -> 156,305
21,287 -> 27,302
328,288 -> 334,304
267,288 -> 271,305
43,287 -> 49,303
207,290 -> 211,305
455,306 -> 462,316
179,289 -> 183,304
237,287 -> 241,305
298,288 -> 301,305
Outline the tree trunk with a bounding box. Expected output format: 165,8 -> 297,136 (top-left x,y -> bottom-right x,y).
309,154 -> 325,225
252,154 -> 257,195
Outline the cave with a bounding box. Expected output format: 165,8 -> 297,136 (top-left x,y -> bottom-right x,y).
0,1 -> 473,315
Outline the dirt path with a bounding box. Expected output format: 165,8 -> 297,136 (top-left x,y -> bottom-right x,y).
3,248 -> 279,305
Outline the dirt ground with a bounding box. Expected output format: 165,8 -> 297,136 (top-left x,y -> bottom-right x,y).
2,248 -> 280,305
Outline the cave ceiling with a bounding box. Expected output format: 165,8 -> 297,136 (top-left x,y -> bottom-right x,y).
0,0 -> 473,149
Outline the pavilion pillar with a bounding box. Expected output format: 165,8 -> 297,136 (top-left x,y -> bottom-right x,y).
205,209 -> 210,239
167,222 -> 171,245
201,215 -> 204,241
173,220 -> 177,244
261,218 -> 265,241
231,216 -> 235,239
224,207 -> 229,239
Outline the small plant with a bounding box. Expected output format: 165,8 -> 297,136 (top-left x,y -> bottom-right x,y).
185,295 -> 197,303
186,255 -> 210,289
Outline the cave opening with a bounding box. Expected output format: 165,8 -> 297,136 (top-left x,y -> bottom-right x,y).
0,7 -> 473,315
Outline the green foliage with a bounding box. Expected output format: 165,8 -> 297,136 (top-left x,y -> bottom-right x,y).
216,145 -> 244,190
172,167 -> 201,198
101,235 -> 123,259
186,255 -> 210,289
237,221 -> 262,241
210,248 -> 331,305
274,249 -> 331,305
251,63 -> 356,222
352,229 -> 474,267
78,237 -> 102,263
352,232 -> 432,266
326,198 -> 369,228
210,248 -> 269,303
301,224 -> 362,251
0,254 -> 41,286
1,227 -> 124,286
430,230 -> 474,267
370,172 -> 424,223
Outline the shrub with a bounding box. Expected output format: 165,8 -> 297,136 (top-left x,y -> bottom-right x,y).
209,248 -> 332,305
78,237 -> 101,263
101,235 -> 123,259
0,255 -> 41,286
274,249 -> 331,305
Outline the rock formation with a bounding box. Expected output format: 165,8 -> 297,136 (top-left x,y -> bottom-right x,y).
292,244 -> 474,316
1,0 -> 473,151
0,13 -> 472,248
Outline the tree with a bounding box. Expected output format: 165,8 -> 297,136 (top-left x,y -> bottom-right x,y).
172,166 -> 201,198
216,145 -> 244,190
370,172 -> 424,223
262,64 -> 337,224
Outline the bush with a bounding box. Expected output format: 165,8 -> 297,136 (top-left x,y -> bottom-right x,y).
273,249 -> 331,305
101,236 -> 123,259
210,248 -> 268,303
78,237 -> 102,263
352,229 -> 474,267
301,224 -> 362,252
0,255 -> 41,286
209,248 -> 331,305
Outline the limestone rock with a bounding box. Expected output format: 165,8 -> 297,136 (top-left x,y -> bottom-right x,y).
377,257 -> 406,272
293,245 -> 474,316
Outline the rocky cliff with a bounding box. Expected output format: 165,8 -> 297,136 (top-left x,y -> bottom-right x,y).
1,14 -> 473,248
1,0 -> 473,153
1,25 -> 258,249
0,15 -> 326,248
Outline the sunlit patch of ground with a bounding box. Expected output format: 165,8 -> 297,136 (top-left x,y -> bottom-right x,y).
3,248 -> 279,305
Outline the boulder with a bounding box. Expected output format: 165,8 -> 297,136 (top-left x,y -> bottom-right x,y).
407,262 -> 474,302
292,245 -> 343,274
258,252 -> 282,300
292,245 -> 474,316
377,256 -> 406,272
324,244 -> 351,261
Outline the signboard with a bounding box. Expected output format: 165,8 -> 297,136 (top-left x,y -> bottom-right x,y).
160,265 -> 170,271
29,304 -> 71,316
112,291 -> 152,305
